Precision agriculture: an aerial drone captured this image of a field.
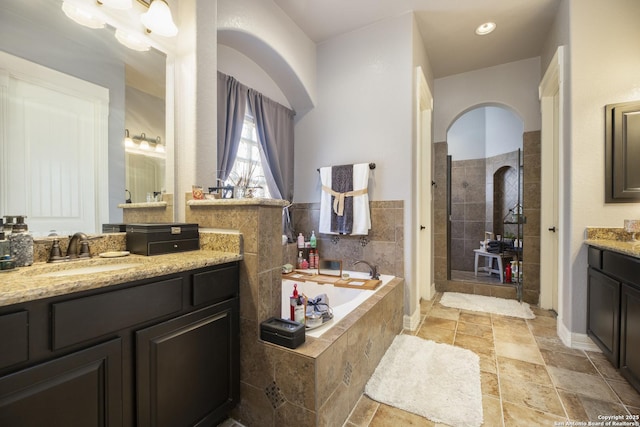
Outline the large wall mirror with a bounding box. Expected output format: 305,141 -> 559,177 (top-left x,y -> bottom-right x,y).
0,0 -> 169,235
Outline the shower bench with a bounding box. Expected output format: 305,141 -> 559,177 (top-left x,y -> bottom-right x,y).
473,249 -> 504,282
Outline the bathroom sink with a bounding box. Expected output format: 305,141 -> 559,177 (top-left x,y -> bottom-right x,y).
36,263 -> 142,278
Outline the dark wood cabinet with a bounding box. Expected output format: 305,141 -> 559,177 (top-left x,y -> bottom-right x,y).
588,246 -> 640,392
0,261 -> 239,427
621,284 -> 640,390
587,267 -> 620,366
605,100 -> 640,202
0,338 -> 123,427
136,300 -> 239,427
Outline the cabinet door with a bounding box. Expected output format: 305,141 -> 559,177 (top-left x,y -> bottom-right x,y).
0,338 -> 122,427
621,284 -> 640,390
136,300 -> 239,427
587,267 -> 620,366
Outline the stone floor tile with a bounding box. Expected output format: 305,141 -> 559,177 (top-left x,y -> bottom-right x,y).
481,371 -> 500,397
608,379 -> 640,407
497,356 -> 554,387
345,395 -> 379,427
415,324 -> 455,345
500,377 -> 565,417
495,341 -> 545,365
547,366 -> 619,402
502,401 -> 566,426
369,403 -> 435,427
456,321 -> 493,339
557,390 -> 627,422
540,348 -> 598,375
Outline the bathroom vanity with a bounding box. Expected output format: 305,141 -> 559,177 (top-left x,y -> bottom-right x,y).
586,241 -> 640,392
0,252 -> 240,426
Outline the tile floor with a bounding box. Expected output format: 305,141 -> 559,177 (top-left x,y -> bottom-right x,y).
344,293 -> 640,427
451,269 -> 503,285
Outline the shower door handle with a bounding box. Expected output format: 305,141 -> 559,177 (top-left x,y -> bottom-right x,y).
420,225 -> 426,230
548,226 -> 556,232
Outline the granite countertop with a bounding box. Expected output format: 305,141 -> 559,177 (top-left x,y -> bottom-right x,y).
0,250 -> 242,307
585,239 -> 640,259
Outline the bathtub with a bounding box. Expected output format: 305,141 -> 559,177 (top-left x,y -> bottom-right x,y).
281,271 -> 395,338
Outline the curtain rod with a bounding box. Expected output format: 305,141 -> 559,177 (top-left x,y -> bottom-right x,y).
316,163 -> 376,172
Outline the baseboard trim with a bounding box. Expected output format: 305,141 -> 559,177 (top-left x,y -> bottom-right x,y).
557,318 -> 601,352
404,309 -> 421,331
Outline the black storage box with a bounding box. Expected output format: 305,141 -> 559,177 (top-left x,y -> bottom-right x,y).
260,317 -> 305,349
102,223 -> 127,233
126,223 -> 200,256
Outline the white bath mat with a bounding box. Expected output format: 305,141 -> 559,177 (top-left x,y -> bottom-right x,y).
440,292 -> 535,319
365,335 -> 483,427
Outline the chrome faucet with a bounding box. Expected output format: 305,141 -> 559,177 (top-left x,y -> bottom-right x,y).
66,232 -> 91,259
353,260 -> 380,280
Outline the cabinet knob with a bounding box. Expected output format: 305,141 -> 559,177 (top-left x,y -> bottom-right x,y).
548,226 -> 557,232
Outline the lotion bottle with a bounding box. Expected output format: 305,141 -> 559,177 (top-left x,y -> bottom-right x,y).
297,233 -> 305,248
310,231 -> 316,248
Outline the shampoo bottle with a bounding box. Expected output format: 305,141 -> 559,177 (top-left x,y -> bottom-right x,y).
310,231 -> 316,248
297,233 -> 305,249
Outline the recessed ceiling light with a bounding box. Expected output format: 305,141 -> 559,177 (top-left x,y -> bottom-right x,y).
475,22 -> 496,36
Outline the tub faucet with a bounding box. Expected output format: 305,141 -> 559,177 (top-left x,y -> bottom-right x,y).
353,260 -> 380,280
67,232 -> 91,259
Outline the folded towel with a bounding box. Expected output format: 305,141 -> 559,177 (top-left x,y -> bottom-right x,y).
319,163 -> 371,235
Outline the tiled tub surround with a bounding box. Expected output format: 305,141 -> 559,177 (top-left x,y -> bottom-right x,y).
433,131 -> 542,305
186,199 -> 405,426
289,201 -> 405,279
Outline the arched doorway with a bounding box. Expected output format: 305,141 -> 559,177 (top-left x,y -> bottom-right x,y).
446,105 -> 523,285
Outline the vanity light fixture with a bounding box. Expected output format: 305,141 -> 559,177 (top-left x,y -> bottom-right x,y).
125,130 -> 164,153
97,0 -> 133,10
154,137 -> 165,153
475,21 -> 496,36
140,0 -> 178,37
62,1 -> 106,29
115,28 -> 151,51
124,129 -> 135,148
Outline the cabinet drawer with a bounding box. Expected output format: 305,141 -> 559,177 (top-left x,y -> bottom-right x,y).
192,264 -> 239,306
603,251 -> 640,286
588,246 -> 603,269
52,277 -> 184,350
0,311 -> 28,369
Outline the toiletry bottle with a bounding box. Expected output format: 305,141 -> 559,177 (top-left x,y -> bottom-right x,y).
309,249 -> 315,269
9,216 -> 33,267
301,257 -> 309,270
297,232 -> 305,249
505,263 -> 511,283
290,284 -> 299,321
295,294 -> 306,324
310,230 -> 316,248
297,251 -> 304,269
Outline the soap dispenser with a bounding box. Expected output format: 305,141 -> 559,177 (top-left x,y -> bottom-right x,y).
9,216 -> 33,267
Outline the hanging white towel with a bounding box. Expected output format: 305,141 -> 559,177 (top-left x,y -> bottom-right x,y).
319,163 -> 371,236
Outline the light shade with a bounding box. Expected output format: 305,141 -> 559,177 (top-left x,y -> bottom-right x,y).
124,129 -> 135,148
475,22 -> 496,36
140,0 -> 178,37
62,1 -> 106,29
98,0 -> 133,10
115,28 -> 151,51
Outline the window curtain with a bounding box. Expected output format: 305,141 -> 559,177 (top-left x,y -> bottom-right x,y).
246,88 -> 295,201
217,72 -> 248,183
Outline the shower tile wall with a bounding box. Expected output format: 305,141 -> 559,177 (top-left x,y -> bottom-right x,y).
434,131 -> 542,305
433,142 -> 449,286
450,158 -> 487,271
